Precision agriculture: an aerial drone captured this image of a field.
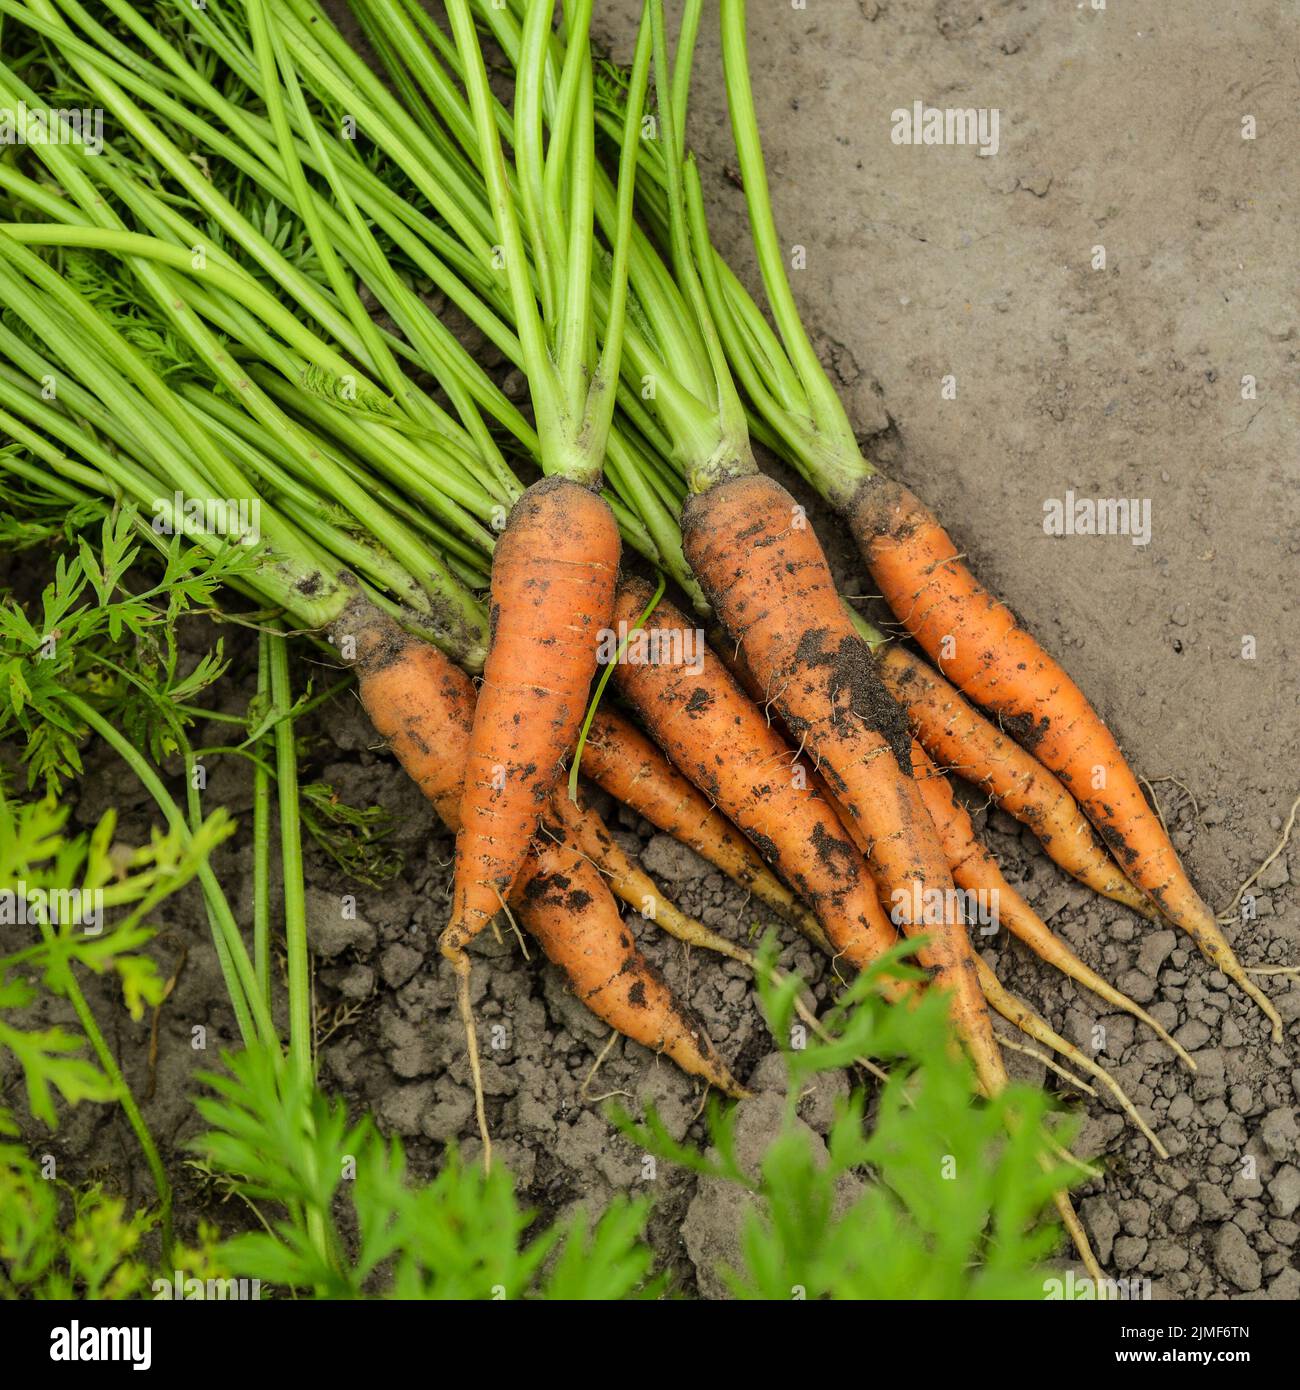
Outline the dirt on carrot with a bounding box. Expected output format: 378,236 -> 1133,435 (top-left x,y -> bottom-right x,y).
682,472 -> 1005,1094
875,641 -> 1155,918
851,473 -> 1282,1040
514,819 -> 745,1098
444,476 -> 620,959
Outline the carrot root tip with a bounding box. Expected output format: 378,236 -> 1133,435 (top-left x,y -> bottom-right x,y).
451,949 -> 492,1174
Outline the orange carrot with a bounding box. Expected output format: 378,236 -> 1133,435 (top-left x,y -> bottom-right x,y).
851,476 -> 1281,1039
909,742 -> 1194,1070
356,609 -> 739,1109
443,477 -> 620,960
360,621 -> 819,964
681,475 -> 1006,1094
875,643 -> 1154,918
616,585 -> 1102,1263
611,578 -> 910,992
717,632 -> 1184,1063
975,960 -> 1169,1158
550,790 -> 755,961
546,790 -> 835,1048
514,821 -> 745,1098
353,610 -> 475,830
581,706 -> 827,944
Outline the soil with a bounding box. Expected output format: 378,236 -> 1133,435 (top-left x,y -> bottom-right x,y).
6,0 -> 1298,1300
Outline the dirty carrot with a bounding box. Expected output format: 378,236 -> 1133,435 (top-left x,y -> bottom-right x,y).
439,0 -> 651,965
515,823 -> 745,1100
358,617 -> 743,1118
681,479 -> 1006,1097
443,477 -> 622,953
852,485 -> 1282,1038
544,788 -> 832,1052
873,640 -> 1155,918
581,706 -> 828,946
909,742 -> 1195,1071
611,579 -> 912,994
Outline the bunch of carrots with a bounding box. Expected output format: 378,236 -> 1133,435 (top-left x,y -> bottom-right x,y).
0,0 -> 1282,1279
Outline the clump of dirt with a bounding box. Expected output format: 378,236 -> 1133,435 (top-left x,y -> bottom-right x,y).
793,626 -> 916,774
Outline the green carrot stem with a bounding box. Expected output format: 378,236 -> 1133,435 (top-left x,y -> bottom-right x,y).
40,933 -> 174,1264
63,697 -> 277,1054
716,0 -> 872,506
253,635 -> 273,1013
248,0 -> 415,420
568,572 -> 665,802
0,223 -> 386,399
0,9 -> 373,364
179,387 -> 492,591
0,231 -> 326,592
268,631 -> 312,1090
0,225 -> 492,578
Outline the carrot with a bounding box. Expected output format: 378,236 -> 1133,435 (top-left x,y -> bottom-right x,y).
874,643 -> 1155,918
547,788 -> 752,961
351,601 -> 476,831
909,742 -> 1195,1071
731,597 -> 1152,920
720,629 -> 1187,1067
715,607 -> 1173,1103
976,960 -> 1169,1159
680,475 -> 1007,1095
545,789 -> 836,1056
850,476 -> 1282,1040
441,0 -> 650,966
610,578 -> 910,994
514,821 -> 745,1099
354,607 -> 742,1145
441,477 -> 621,960
614,577 -> 1101,1268
358,603 -> 820,969
581,706 -> 828,947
